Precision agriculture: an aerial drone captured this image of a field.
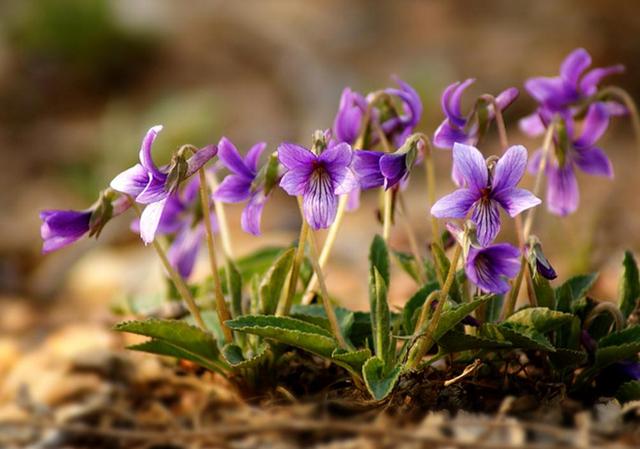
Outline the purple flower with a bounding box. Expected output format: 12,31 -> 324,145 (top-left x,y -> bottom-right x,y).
520,48 -> 625,137
528,103 -> 613,216
380,77 -> 423,148
110,125 -> 217,244
333,88 -> 368,145
431,143 -> 541,246
465,243 -> 520,294
278,142 -> 358,230
40,193 -> 131,254
212,137 -> 269,235
434,79 -> 519,151
352,138 -> 423,190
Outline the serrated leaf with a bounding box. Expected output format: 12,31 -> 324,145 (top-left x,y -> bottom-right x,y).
259,248 -> 295,315
594,343 -> 640,369
115,319 -> 227,372
291,304 -> 355,339
433,297 -> 489,341
362,357 -> 401,401
221,342 -> 269,369
616,380 -> 640,404
127,340 -> 226,373
491,322 -> 555,351
599,326 -> 640,348
556,273 -> 598,311
505,307 -> 574,333
548,348 -> 587,369
619,251 -> 640,319
402,282 -> 439,334
369,235 -> 390,286
438,331 -> 511,353
185,310 -> 226,343
225,315 -> 338,358
370,267 -> 392,366
332,348 -> 372,372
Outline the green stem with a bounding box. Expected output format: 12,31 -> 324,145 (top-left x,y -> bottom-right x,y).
198,169 -> 233,342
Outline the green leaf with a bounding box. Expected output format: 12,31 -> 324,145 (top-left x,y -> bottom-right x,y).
487,322 -> 555,351
594,342 -> 640,369
185,310 -> 226,343
598,326 -> 640,348
225,260 -> 243,318
619,251 -> 640,319
433,297 -> 489,341
369,267 -> 392,366
115,319 -> 227,372
402,282 -> 439,334
616,380 -> 640,404
362,357 -> 402,401
548,348 -> 587,369
393,250 -> 421,283
221,342 -> 269,369
259,248 -> 295,315
369,235 -> 390,286
226,315 -> 338,358
332,348 -> 372,372
556,273 -> 598,311
532,275 -> 555,309
291,304 -> 355,339
484,294 -> 504,323
505,307 -> 574,333
438,331 -> 511,353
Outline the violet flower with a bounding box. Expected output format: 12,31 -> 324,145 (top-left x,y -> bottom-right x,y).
212,137 -> 270,235
520,48 -> 625,137
110,125 -> 217,244
434,79 -> 519,150
278,142 -> 357,230
431,143 -> 541,246
465,243 -> 521,294
380,77 -> 423,148
40,193 -> 131,254
333,88 -> 368,145
528,103 -> 613,216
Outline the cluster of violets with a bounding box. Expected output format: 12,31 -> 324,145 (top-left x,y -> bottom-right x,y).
40,48 -> 628,296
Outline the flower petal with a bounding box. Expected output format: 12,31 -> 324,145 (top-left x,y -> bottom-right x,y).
494,188 -> 541,217
580,65 -> 625,96
352,150 -> 384,190
492,145 -> 528,193
217,137 -> 253,178
333,168 -> 359,195
212,174 -> 252,203
346,187 -> 361,211
40,210 -> 91,253
136,175 -> 169,204
466,244 -> 520,294
241,191 -> 267,235
245,142 -> 267,173
471,199 -> 501,246
139,198 -> 168,244
430,189 -> 478,218
560,48 -> 591,87
495,87 -> 519,111
278,142 -> 316,170
167,224 -> 203,279
185,144 -> 217,178
139,125 -> 165,179
574,147 -> 614,178
524,76 -> 566,107
574,102 -> 609,149
380,153 -> 407,188
433,119 -> 475,150
333,88 -> 366,145
546,164 -> 579,216
319,142 -> 352,172
280,167 -> 312,196
452,143 -> 488,193
303,172 -> 338,230
443,79 -> 474,128
110,164 -> 151,197
519,112 -> 546,137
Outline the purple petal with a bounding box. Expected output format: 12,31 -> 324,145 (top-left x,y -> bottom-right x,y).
333,168 -> 359,195
167,224 -> 203,278
136,175 -> 169,204
433,119 -> 475,150
574,102 -> 609,149
156,194 -> 186,234
492,145 -> 528,193
110,164 -> 151,197
280,167 -> 312,196
452,143 -> 488,193
380,153 -> 407,189
218,137 -> 253,178
451,163 -> 466,187
302,171 -> 338,230
185,144 -> 217,178
574,147 -> 614,178
212,174 -> 252,203
352,150 -> 384,190
466,244 -> 520,294
138,125 -> 165,179
560,48 -> 592,87
139,199 -> 168,244
546,164 -> 579,216
319,142 -> 352,171
471,199 -> 501,246
580,65 -> 625,96
494,87 -> 519,111
241,191 -> 267,235
278,143 -> 316,170
40,209 -> 91,253
430,189 -> 478,218
245,142 -> 267,173
346,187 -> 361,211
385,77 -> 423,129
443,79 -> 474,128
527,149 -> 544,174
333,88 -> 366,145
494,188 -> 541,217
518,112 -> 546,138
524,77 -> 567,107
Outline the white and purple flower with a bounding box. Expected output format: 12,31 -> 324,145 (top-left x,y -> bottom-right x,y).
431,143 -> 541,246
110,125 -> 217,244
465,243 -> 521,294
278,142 -> 358,230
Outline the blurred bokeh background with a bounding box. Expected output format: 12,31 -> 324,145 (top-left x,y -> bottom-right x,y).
1,0 -> 640,353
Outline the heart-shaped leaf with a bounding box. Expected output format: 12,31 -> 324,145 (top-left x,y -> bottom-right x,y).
619,251 -> 640,319
259,248 -> 295,315
226,315 -> 338,358
505,307 -> 574,333
362,357 -> 402,401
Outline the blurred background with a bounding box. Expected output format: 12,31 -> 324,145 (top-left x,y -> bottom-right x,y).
1,0 -> 640,367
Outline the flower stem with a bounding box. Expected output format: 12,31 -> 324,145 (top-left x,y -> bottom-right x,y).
131,201 -> 207,332
382,188 -> 393,242
406,243 -> 462,370
307,229 -> 349,349
481,94 -> 509,151
205,171 -> 234,259
198,169 -> 234,342
421,137 -> 441,248
276,199 -> 309,317
301,194 -> 348,305
600,86 -> 640,157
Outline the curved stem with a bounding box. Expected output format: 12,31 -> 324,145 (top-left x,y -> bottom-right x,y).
480,94 -> 508,150
198,169 -> 233,342
584,301 -> 624,332
600,86 -> 640,158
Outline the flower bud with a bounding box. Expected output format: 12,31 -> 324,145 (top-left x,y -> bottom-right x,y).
526,236 -> 557,280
